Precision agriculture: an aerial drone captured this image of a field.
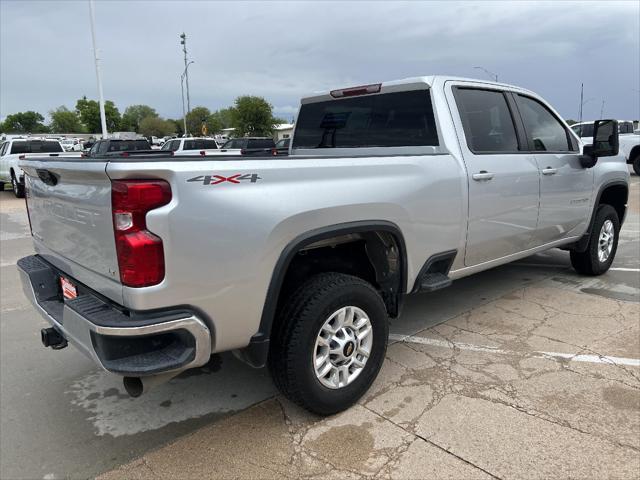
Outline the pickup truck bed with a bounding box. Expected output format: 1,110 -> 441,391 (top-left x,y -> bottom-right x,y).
17,75 -> 630,415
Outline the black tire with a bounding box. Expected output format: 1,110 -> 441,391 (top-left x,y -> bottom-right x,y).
632,154 -> 640,176
11,173 -> 25,198
570,204 -> 619,276
269,272 -> 388,415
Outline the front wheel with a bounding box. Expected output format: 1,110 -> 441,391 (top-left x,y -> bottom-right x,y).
632,155 -> 640,176
269,273 -> 388,415
11,174 -> 24,198
570,204 -> 619,276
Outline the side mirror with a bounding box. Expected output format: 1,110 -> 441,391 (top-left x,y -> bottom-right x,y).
592,119 -> 619,157
579,119 -> 619,168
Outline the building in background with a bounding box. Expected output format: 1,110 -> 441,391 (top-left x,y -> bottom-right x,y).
273,123 -> 294,142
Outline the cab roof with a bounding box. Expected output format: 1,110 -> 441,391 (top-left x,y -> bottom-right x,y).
301,75 -> 535,104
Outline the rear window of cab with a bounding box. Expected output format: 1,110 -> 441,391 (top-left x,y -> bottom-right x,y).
293,90 -> 439,149
10,141 -> 64,154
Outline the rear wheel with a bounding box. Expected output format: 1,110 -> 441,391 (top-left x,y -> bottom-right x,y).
11,173 -> 24,198
269,272 -> 388,415
570,204 -> 619,276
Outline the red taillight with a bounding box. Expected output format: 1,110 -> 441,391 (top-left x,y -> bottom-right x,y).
240,148 -> 246,155
111,180 -> 172,288
200,150 -> 206,156
330,83 -> 381,98
271,148 -> 277,156
19,154 -> 26,160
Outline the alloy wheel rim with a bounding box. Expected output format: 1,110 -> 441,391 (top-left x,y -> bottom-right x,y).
597,219 -> 614,263
313,306 -> 373,389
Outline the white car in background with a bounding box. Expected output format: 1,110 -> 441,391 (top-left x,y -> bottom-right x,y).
160,137 -> 220,156
0,138 -> 81,197
572,120 -> 640,174
60,138 -> 83,152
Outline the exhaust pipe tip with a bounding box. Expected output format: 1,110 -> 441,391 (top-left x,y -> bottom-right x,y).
122,371 -> 182,398
123,377 -> 144,398
41,327 -> 68,350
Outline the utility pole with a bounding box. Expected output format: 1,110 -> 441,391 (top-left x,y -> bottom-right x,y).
600,100 -> 605,119
181,74 -> 187,136
180,33 -> 191,114
89,0 -> 108,138
180,61 -> 193,136
578,83 -> 584,124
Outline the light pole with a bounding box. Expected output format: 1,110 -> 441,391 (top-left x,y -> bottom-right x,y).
180,33 -> 191,114
180,61 -> 194,136
473,66 -> 498,82
600,100 -> 605,119
579,97 -> 594,124
88,0 -> 108,138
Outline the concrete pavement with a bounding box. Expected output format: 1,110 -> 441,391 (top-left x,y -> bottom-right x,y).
1,171 -> 638,479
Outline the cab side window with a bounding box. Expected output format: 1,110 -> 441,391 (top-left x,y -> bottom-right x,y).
516,95 -> 575,152
455,88 -> 520,153
0,142 -> 8,156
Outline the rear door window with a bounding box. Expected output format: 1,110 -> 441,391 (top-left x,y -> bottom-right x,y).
516,95 -> 574,152
293,90 -> 439,149
455,88 -> 520,153
184,140 -> 196,150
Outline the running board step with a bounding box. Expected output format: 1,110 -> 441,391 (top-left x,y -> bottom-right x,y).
419,272 -> 452,292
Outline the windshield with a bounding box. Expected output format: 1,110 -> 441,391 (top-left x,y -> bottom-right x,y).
571,123 -> 594,138
222,139 -> 246,149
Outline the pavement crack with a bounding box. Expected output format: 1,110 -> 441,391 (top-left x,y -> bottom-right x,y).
479,388 -> 640,454
359,404 -> 503,480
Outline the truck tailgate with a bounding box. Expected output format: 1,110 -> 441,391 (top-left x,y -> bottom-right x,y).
20,159 -> 123,302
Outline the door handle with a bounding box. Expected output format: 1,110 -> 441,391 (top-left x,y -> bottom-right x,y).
542,167 -> 558,175
472,171 -> 494,181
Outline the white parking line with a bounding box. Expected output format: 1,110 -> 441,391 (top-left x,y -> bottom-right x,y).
389,334 -> 640,367
609,267 -> 640,272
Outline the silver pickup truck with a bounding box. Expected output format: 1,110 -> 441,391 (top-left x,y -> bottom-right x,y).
18,76 -> 629,415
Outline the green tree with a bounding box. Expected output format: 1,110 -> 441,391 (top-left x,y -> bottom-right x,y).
49,106 -> 85,133
167,118 -> 184,137
121,104 -> 158,132
565,119 -> 577,126
185,106 -> 220,136
231,96 -> 277,137
2,111 -> 48,133
210,107 -> 235,129
139,116 -> 176,137
75,97 -> 121,133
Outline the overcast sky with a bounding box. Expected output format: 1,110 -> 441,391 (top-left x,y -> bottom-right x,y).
1,0 -> 639,123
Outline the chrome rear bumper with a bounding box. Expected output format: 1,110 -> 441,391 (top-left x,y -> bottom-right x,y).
17,255 -> 211,376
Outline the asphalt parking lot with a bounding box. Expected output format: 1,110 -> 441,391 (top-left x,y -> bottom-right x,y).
1,171 -> 639,479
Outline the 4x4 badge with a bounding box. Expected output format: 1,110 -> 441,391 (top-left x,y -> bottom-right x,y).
187,174 -> 261,185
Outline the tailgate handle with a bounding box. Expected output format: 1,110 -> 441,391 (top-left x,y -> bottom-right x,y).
36,169 -> 59,186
